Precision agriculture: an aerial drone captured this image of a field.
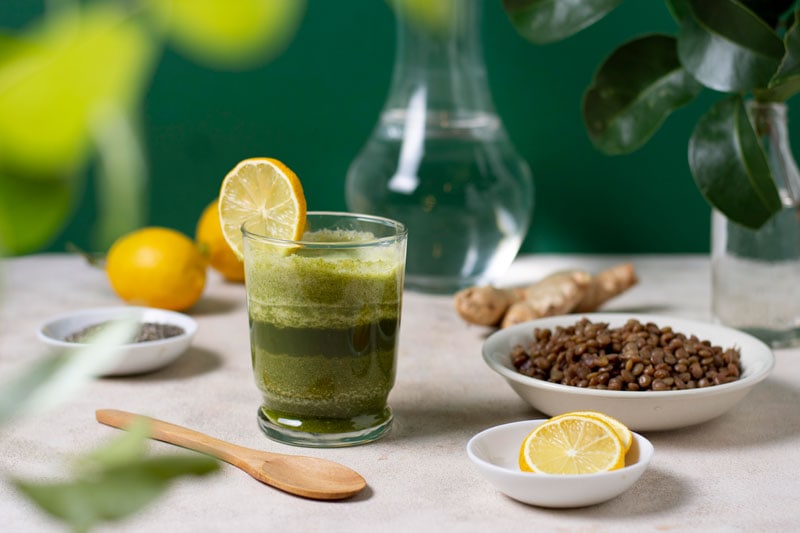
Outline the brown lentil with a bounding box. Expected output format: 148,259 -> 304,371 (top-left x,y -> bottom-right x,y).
510,318 -> 742,391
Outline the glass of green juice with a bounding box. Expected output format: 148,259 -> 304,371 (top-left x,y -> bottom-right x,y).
242,211 -> 407,447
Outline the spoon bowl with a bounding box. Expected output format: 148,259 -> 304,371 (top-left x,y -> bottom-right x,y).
95,409 -> 366,500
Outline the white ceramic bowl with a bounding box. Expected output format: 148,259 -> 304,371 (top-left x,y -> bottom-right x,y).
483,313 -> 775,431
467,419 -> 653,508
38,306 -> 197,376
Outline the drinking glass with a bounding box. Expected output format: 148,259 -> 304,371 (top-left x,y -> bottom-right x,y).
243,212 -> 407,447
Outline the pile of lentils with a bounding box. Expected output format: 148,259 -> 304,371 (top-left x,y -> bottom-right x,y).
511,318 -> 742,391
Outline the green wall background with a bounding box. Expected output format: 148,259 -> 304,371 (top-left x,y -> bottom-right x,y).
5,1 -> 731,254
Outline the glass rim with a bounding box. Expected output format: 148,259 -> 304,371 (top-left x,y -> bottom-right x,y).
241,211 -> 407,248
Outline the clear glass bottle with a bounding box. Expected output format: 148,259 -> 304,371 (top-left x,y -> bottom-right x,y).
711,101 -> 800,347
346,0 -> 533,293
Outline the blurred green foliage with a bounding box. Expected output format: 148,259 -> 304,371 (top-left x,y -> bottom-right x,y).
3,1 -> 721,256
0,1 -> 304,529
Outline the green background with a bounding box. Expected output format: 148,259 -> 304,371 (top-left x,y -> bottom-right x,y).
4,1 -> 737,255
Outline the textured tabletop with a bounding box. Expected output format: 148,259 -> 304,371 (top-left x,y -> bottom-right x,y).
1,254 -> 797,532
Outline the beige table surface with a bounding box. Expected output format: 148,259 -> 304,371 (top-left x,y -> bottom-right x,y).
1,254 -> 798,532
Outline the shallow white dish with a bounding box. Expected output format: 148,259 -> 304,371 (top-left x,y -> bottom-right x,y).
38,306 -> 197,376
467,419 -> 653,508
483,313 -> 775,431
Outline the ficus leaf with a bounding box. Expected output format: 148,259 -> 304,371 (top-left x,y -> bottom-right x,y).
689,95 -> 782,229
737,0 -> 796,28
666,0 -> 692,23
677,0 -> 784,93
582,34 -> 703,154
501,0 -> 622,44
757,9 -> 800,102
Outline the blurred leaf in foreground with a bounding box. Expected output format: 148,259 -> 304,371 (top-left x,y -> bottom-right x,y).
0,318 -> 136,426
149,0 -> 307,69
12,418 -> 219,533
0,4 -> 156,254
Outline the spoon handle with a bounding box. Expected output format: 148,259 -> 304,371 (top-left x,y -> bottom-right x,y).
95,408 -> 259,466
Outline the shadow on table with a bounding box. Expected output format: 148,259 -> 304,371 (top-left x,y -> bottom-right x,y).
645,379 -> 800,449
506,466 -> 689,517
102,346 -> 224,382
389,394 -> 537,445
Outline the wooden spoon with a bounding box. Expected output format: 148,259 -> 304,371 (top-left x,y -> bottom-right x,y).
95,409 -> 366,500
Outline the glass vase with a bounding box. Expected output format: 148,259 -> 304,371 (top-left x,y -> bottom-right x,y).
711,101 -> 800,347
345,0 -> 533,294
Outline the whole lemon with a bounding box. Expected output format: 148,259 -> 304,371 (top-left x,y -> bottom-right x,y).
106,227 -> 207,311
195,199 -> 245,282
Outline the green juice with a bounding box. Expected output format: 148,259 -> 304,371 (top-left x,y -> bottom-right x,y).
245,228 -> 404,444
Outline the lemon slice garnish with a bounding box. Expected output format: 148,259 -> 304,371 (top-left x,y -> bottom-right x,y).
218,157 -> 306,259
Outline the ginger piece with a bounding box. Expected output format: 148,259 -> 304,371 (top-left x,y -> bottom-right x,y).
500,270 -> 592,328
453,263 -> 638,328
452,285 -> 520,326
574,262 -> 638,312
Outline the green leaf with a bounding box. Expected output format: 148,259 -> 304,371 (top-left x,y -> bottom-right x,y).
90,105 -> 148,250
689,95 -> 782,228
148,0 -> 306,69
582,34 -> 703,154
0,319 -> 136,426
0,4 -> 156,254
501,0 -> 622,44
737,0 -> 796,28
757,9 -> 800,101
0,4 -> 156,178
12,455 -> 218,533
75,418 -> 150,474
0,167 -> 77,255
666,0 -> 692,23
677,0 -> 785,93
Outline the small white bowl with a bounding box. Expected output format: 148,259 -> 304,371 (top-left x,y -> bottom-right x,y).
467,419 -> 653,508
38,306 -> 197,376
482,313 -> 775,431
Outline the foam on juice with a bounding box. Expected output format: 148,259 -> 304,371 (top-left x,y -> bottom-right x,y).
245,229 -> 403,330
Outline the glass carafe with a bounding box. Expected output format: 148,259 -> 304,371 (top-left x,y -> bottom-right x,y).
711,101 -> 800,347
346,0 -> 533,293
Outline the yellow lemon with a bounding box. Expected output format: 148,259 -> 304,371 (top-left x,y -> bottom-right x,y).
218,157 -> 306,259
106,227 -> 206,311
196,199 -> 245,282
550,411 -> 633,453
519,414 -> 625,475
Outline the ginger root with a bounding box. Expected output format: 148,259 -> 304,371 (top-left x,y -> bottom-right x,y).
453,263 -> 638,328
501,270 -> 592,328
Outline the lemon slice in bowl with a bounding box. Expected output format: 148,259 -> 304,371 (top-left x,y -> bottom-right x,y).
218,157 -> 307,259
518,415 -> 625,475
550,411 -> 633,453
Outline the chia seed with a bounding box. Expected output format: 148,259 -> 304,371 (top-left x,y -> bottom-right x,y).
64,321 -> 185,343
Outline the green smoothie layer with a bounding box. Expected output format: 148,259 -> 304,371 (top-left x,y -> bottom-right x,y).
245,227 -> 404,434
245,229 -> 403,330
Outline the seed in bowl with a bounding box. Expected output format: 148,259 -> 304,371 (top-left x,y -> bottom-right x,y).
511,318 -> 742,391
64,321 -> 185,343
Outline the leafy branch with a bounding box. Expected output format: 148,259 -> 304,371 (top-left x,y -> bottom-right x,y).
502,0 -> 800,229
